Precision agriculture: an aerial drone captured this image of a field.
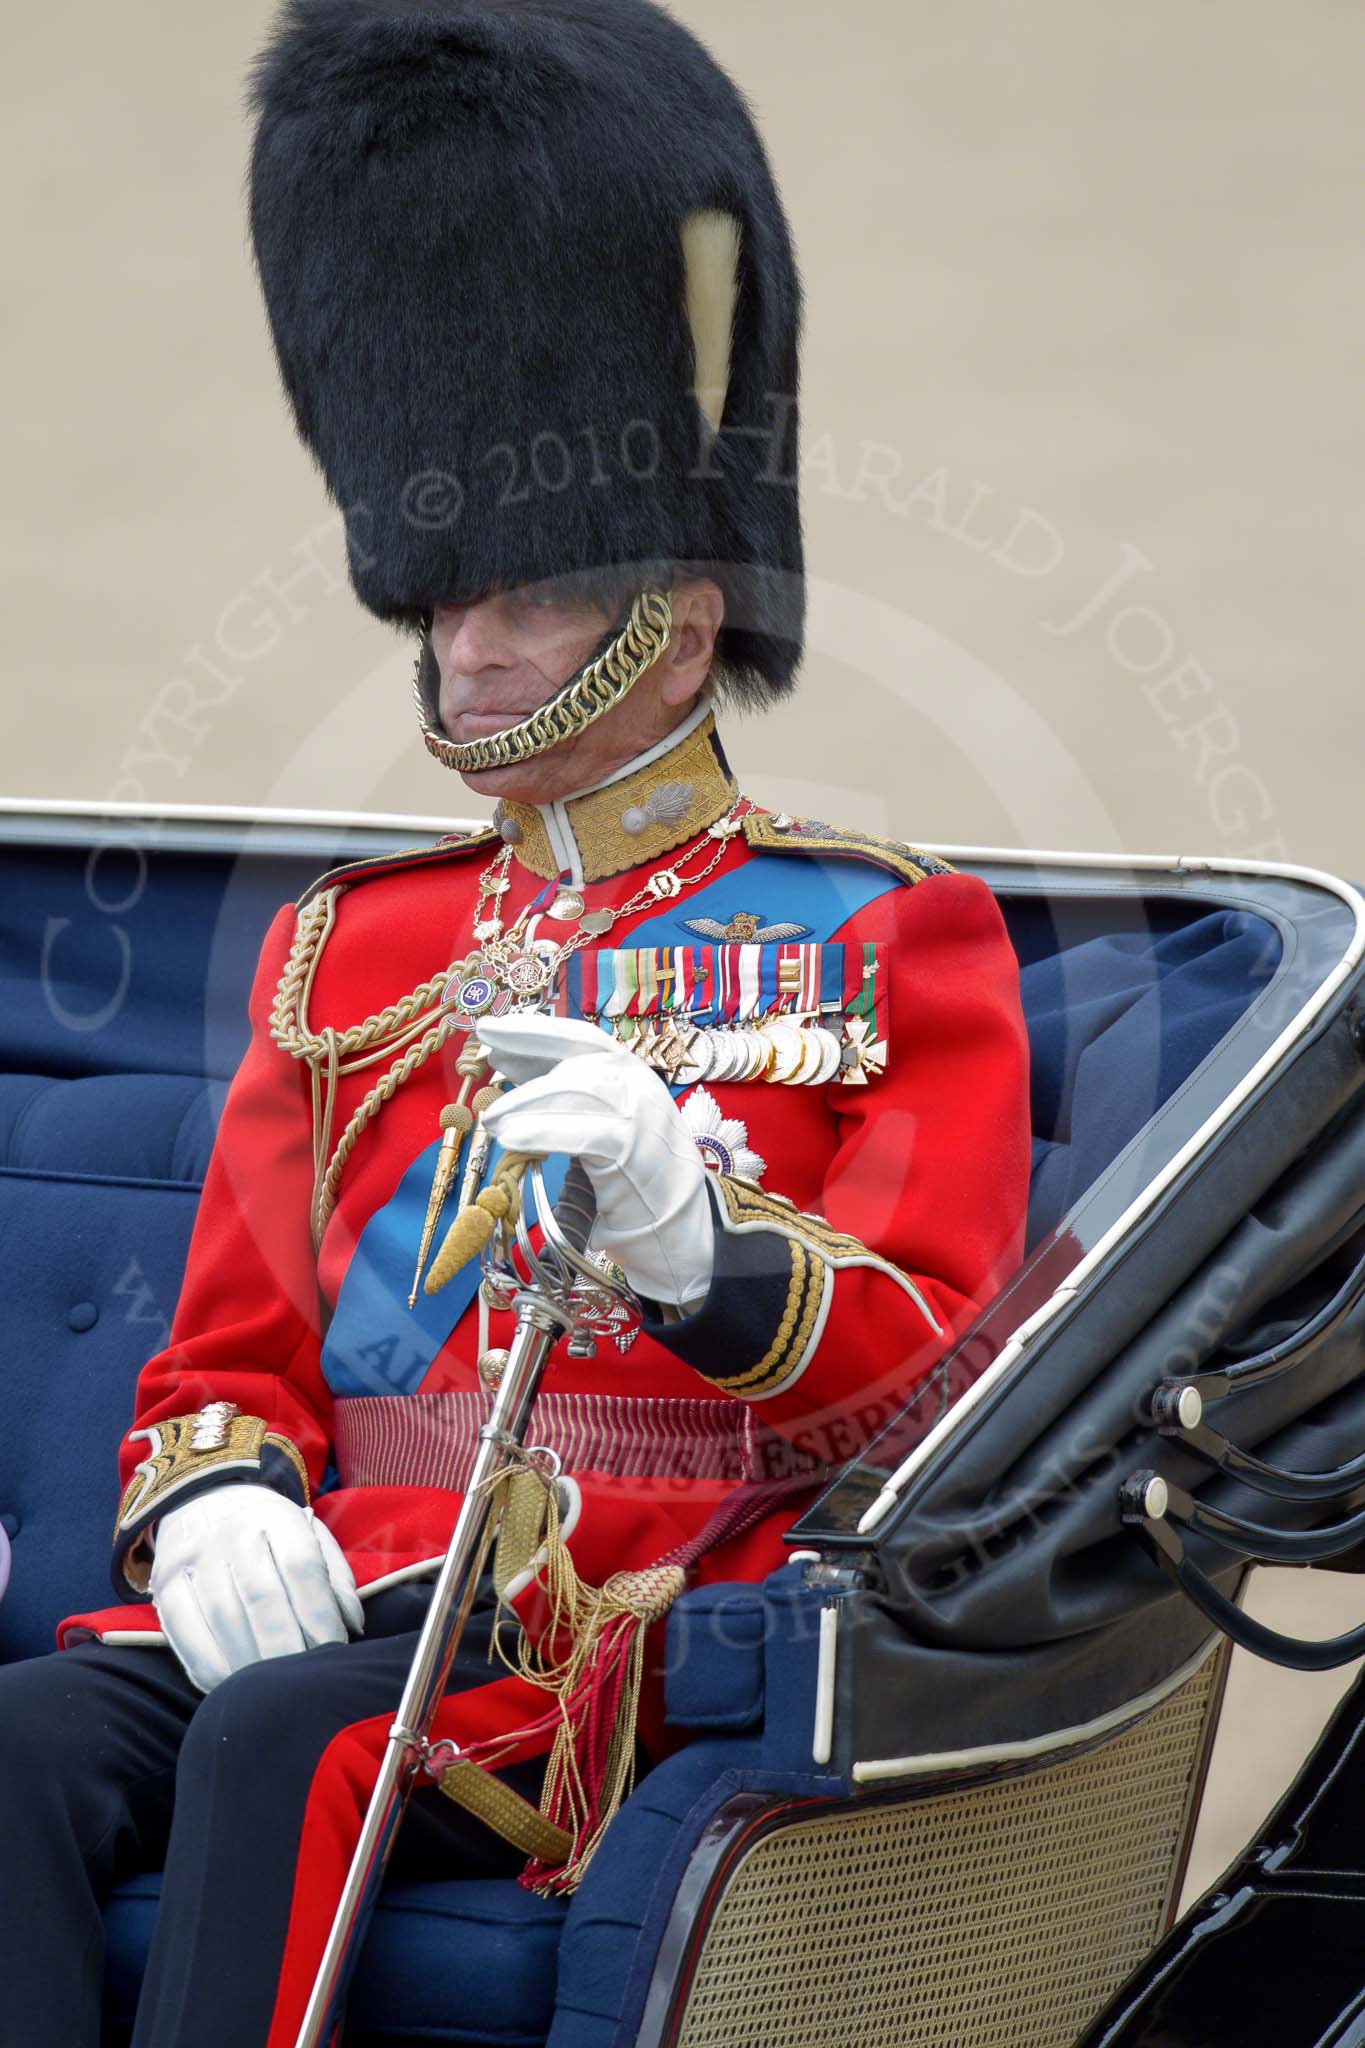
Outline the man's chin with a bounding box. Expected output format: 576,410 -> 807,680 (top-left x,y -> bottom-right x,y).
442,713 -> 542,797
456,753 -> 578,806
456,760 -> 520,796
438,701 -> 589,804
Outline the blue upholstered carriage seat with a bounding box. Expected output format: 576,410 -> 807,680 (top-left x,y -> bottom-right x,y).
0,834 -> 1282,2043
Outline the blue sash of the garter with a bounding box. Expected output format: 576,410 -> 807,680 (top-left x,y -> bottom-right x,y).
320,847 -> 899,1396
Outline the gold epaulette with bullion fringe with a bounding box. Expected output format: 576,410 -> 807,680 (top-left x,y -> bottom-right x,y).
742,812 -> 957,888
295,825 -> 501,910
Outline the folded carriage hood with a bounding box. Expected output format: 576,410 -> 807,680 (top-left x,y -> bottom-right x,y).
790,864 -> 1365,1775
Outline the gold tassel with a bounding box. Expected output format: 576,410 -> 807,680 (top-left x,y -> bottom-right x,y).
423,1151 -> 536,1295
407,1041 -> 490,1305
407,1101 -> 473,1307
486,1470 -> 686,1892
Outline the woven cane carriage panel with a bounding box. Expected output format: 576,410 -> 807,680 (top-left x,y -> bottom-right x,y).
673,1651 -> 1222,2048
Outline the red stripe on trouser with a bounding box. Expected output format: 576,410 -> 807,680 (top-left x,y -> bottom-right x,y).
264,1673 -> 559,2048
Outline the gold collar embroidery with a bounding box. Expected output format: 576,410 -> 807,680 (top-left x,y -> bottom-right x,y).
497,711 -> 738,883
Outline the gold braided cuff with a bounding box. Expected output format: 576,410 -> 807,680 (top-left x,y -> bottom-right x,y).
646,1176 -> 946,1405
112,1402 -> 311,1597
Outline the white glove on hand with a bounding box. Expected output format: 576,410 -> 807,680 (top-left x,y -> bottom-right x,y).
149,1484 -> 364,1694
476,1012 -> 715,1310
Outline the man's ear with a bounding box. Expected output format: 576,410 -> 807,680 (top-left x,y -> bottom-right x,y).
658,579 -> 725,707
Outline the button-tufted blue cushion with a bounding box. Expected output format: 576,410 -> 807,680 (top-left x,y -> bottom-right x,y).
0,836 -> 297,1656
0,1071 -> 219,1186
0,1081 -> 214,1656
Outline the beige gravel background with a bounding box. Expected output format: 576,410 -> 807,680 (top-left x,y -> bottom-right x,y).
4,0 -> 1363,1925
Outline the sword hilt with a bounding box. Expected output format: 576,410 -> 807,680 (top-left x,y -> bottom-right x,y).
551,1156 -> 597,1257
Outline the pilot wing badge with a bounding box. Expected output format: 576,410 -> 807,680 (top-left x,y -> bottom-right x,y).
682,912 -> 814,942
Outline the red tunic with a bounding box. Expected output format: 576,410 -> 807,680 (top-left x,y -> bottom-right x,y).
62,803 -> 1030,1761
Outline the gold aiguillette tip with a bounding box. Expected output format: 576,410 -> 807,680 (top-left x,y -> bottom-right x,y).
408,1101 -> 474,1307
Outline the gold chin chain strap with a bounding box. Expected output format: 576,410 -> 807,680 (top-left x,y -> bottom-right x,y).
270,797 -> 751,1250
413,587 -> 673,775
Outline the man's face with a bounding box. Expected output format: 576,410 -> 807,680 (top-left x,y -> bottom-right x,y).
431,579 -> 618,753
427,570 -> 717,808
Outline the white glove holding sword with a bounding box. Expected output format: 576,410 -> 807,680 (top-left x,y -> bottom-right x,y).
475,1011 -> 716,1312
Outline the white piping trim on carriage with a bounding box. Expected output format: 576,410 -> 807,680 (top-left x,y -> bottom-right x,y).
0,797 -> 465,832
849,1630 -> 1222,1783
812,1603 -> 839,1767
855,846 -> 1365,1537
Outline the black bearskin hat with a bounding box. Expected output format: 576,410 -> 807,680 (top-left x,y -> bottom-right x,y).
245,0 -> 805,700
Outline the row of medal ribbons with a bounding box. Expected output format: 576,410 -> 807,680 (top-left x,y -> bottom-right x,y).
552,941 -> 888,1086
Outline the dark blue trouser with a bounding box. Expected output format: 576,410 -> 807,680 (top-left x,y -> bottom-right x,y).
0,1583 -> 542,2048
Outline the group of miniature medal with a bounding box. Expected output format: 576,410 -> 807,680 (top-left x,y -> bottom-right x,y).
440,800 -> 890,1087
609,1013 -> 861,1087
441,948 -> 886,1088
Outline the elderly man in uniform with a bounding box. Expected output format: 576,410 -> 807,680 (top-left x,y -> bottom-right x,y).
0,2 -> 1031,2043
